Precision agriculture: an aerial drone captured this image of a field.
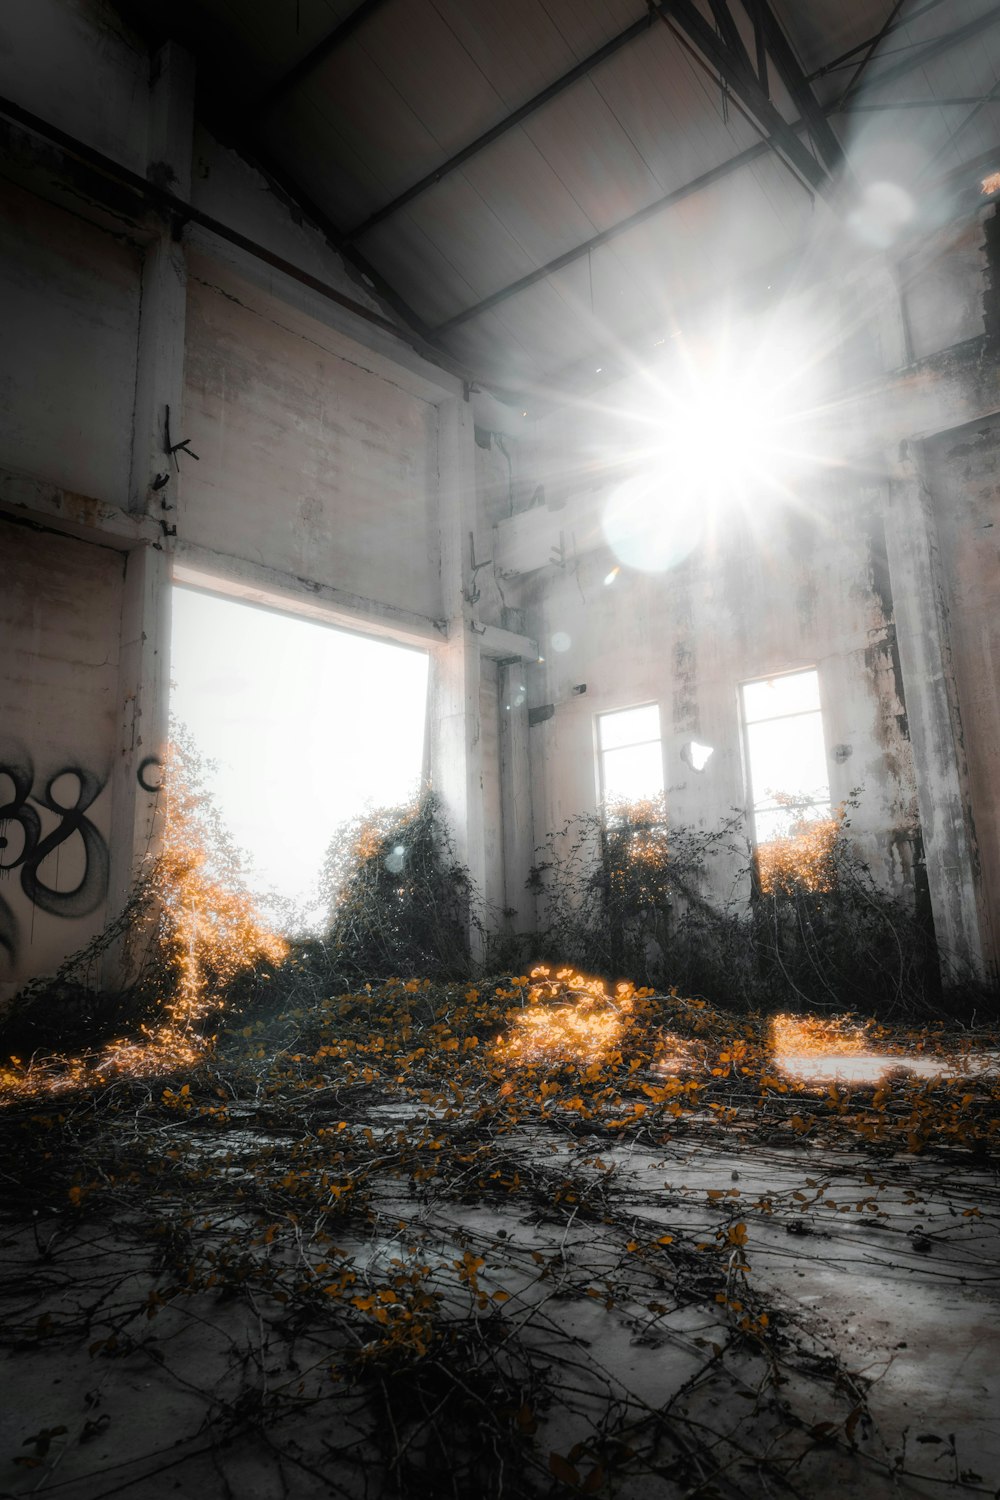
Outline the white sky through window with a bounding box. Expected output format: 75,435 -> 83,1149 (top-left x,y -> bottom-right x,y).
741,669 -> 830,842
170,588 -> 429,924
598,704 -> 664,804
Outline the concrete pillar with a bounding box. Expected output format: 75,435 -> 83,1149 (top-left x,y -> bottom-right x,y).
106,44 -> 193,980
499,661 -> 536,937
431,393 -> 487,963
128,42 -> 194,518
105,542 -> 172,974
883,439 -> 987,979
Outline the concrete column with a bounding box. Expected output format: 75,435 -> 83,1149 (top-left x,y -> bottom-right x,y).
499,661 -> 536,937
431,394 -> 487,963
105,542 -> 172,969
105,44 -> 193,980
883,439 -> 987,979
128,42 -> 194,518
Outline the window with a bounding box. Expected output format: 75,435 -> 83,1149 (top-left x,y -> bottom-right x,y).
170,587 -> 429,927
597,704 -> 664,805
740,669 -> 830,844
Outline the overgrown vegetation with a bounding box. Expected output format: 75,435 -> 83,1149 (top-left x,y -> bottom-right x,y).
315,791 -> 481,984
1,969 -> 998,1498
530,795 -> 946,1021
1,759 -> 998,1498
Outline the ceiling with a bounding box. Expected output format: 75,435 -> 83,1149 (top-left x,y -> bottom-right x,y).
128,0 -> 1000,400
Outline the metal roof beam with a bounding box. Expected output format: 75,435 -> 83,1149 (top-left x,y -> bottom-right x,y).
429,2 -> 999,339
257,0 -> 393,115
806,0 -> 950,82
341,0 -> 830,248
839,3 -> 1000,109
342,11 -> 656,244
747,0 -> 848,173
654,0 -> 830,197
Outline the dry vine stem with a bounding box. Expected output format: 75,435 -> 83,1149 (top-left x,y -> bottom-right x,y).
1,969 -> 998,1498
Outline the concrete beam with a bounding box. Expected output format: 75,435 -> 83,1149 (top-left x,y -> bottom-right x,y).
129,45 -> 194,520
0,467 -> 160,549
173,544 -> 444,647
472,622 -> 538,662
148,42 -> 195,199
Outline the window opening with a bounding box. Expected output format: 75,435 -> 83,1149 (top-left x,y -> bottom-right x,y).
170,587 -> 429,929
740,669 -> 830,845
596,703 -> 664,806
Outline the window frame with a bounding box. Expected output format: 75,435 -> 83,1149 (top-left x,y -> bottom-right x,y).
594,701 -> 665,809
739,667 -> 831,846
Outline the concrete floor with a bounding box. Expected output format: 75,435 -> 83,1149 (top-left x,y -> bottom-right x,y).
1,1108 -> 997,1499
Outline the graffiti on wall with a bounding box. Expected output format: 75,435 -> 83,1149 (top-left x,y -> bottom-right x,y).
0,750 -> 110,971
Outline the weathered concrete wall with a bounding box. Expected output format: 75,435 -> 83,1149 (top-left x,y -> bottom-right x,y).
182,262 -> 442,621
0,0 -> 149,174
514,477 -> 918,911
926,417 -> 1000,967
3,0 -> 999,998
190,129 -> 388,318
0,0 -> 479,995
0,518 -> 124,1000
496,209 -> 1000,975
0,179 -> 141,503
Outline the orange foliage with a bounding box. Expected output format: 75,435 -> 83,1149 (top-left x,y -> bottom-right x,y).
152,738 -> 288,1032
496,967 -> 646,1065
771,1013 -> 867,1057
755,813 -> 839,895
0,735 -> 287,1102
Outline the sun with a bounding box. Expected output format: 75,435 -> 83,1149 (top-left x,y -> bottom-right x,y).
600,326 -> 824,573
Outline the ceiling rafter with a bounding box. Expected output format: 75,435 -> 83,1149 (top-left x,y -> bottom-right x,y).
342,10 -> 656,245
257,0 -> 393,114
805,0 -> 951,81
838,2 -> 1000,107
341,0 -> 835,254
746,0 -> 847,174
654,0 -> 830,198
432,140 -> 774,335
428,2 -> 999,342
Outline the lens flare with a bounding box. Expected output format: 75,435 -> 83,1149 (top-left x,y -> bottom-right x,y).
600,336 -> 814,574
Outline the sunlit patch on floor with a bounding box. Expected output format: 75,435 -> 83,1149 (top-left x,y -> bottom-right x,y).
771,1013 -> 999,1083
495,968 -> 632,1065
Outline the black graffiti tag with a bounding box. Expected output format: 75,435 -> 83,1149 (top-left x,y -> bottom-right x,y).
137,755 -> 163,793
0,757 -> 110,921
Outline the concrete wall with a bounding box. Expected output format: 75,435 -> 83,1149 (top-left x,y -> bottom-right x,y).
0,519 -> 124,998
514,479 -> 918,910
0,179 -> 141,502
926,417 -> 1000,965
2,0 -> 1000,999
0,0 -> 494,999
0,0 -> 149,174
182,262 -> 441,621
495,210 -> 1000,978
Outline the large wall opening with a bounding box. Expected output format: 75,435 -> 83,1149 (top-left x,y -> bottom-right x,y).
169,587 -> 429,928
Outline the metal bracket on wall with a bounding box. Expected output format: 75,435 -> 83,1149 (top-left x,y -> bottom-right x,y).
164,404 -> 200,469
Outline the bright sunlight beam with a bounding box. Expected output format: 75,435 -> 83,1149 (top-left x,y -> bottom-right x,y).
601,322 -> 825,573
